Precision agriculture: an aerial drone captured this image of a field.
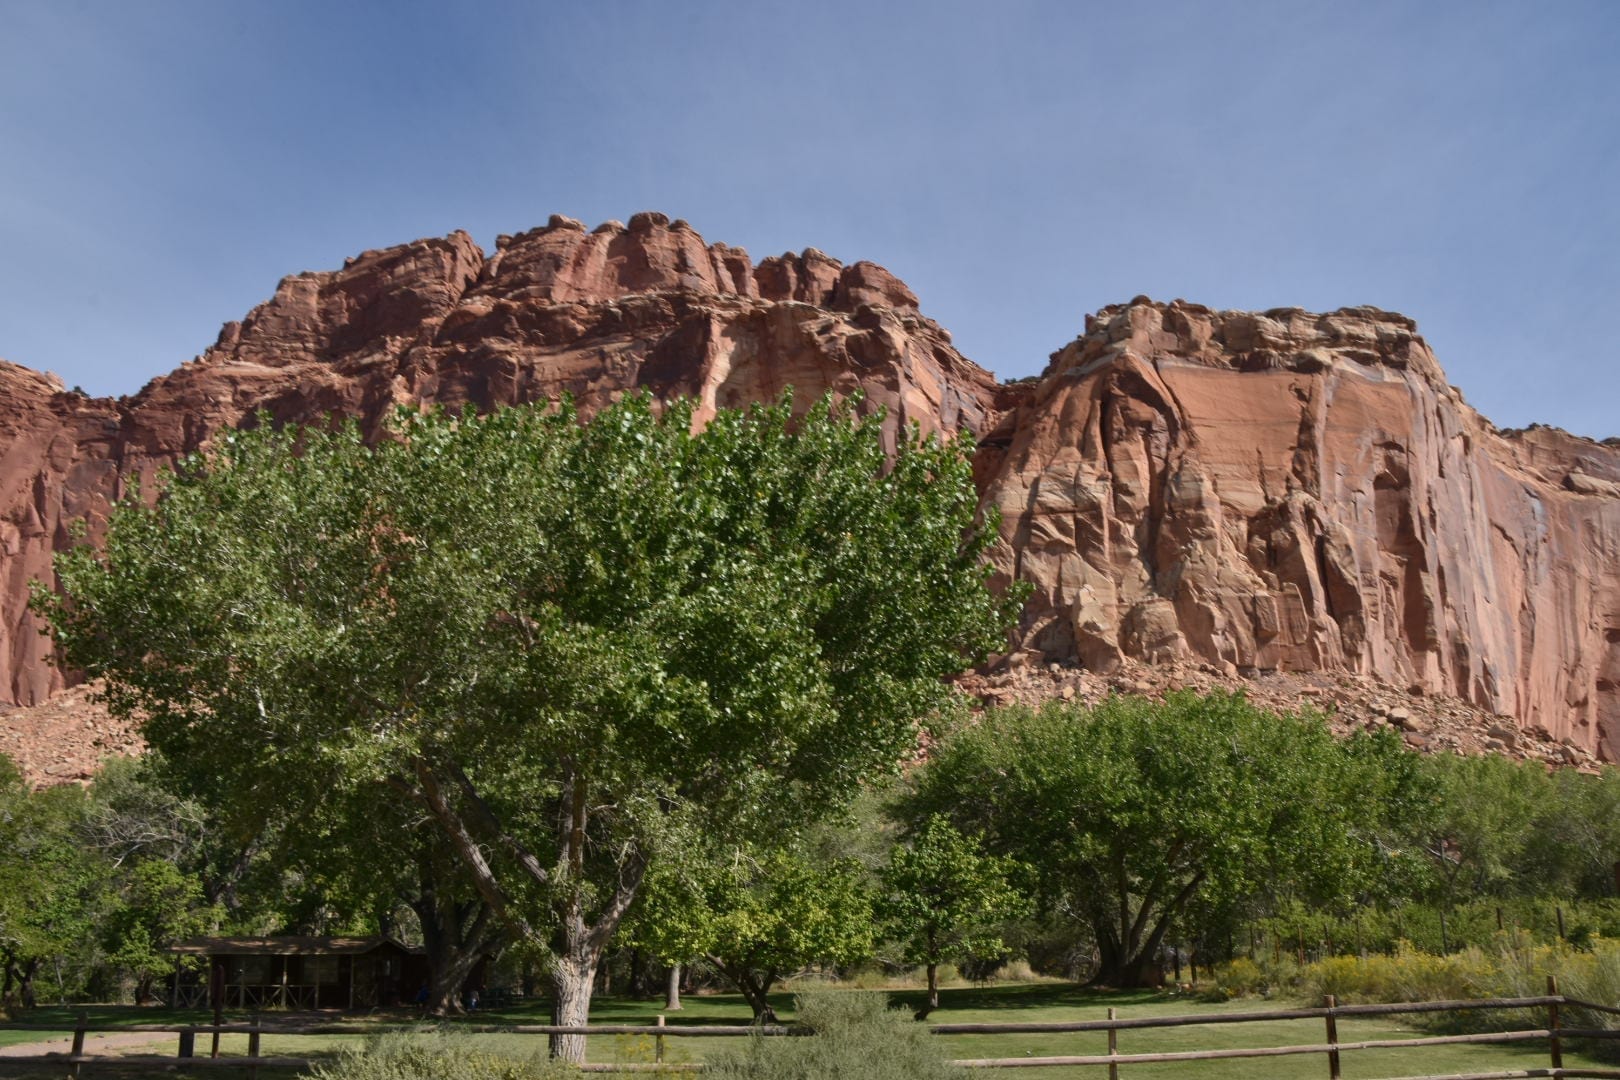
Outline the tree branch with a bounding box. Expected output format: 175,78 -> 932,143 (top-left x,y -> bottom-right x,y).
440,758 -> 551,889
408,758 -> 541,946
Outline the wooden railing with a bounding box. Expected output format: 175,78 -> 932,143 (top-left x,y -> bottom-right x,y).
6,978 -> 1620,1076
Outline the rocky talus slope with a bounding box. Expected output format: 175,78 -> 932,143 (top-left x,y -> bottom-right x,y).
1,216 -> 1616,783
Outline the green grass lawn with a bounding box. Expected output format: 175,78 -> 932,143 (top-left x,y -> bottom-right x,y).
2,982 -> 1615,1078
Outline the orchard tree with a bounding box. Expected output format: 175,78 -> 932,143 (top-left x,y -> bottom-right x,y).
1413,751 -> 1545,905
909,692 -> 1416,988
879,815 -> 1030,1015
630,841 -> 875,1022
41,394 -> 1019,1059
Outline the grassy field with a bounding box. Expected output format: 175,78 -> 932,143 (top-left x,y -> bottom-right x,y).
2,982 -> 1615,1078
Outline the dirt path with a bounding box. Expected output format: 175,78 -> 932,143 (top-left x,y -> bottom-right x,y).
0,1030 -> 170,1058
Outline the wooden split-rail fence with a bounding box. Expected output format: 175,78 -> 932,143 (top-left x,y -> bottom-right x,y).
6,977 -> 1620,1077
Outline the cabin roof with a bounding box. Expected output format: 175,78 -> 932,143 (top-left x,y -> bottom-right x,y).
168,935 -> 425,957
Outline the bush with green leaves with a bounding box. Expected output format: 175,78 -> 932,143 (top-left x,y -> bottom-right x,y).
706,990 -> 955,1080
308,1032 -> 574,1080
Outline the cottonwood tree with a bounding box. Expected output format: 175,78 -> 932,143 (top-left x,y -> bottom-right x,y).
909,692 -> 1413,988
101,860 -> 217,1004
42,394 -> 1018,1059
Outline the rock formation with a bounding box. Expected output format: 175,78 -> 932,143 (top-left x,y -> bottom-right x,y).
976,300 -> 1620,758
0,214 -> 997,741
1,216 -> 1618,783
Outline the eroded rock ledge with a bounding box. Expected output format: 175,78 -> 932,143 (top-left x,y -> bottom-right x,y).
975,299 -> 1620,758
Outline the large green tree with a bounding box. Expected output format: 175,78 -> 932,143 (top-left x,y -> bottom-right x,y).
42,394 -> 1017,1058
908,692 -> 1417,987
1412,751 -> 1546,906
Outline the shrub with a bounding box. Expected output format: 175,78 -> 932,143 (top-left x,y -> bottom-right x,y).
705,989 -> 955,1080
1298,945 -> 1500,1008
307,1032 -> 573,1080
1200,957 -> 1266,1001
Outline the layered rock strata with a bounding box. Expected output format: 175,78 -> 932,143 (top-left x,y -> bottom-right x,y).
1,217 -> 1618,784
975,300 -> 1620,758
0,213 -> 997,716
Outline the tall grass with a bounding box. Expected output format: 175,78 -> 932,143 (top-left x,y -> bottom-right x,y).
1208,936 -> 1620,1054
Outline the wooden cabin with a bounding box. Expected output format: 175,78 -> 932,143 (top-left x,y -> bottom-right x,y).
169,935 -> 429,1011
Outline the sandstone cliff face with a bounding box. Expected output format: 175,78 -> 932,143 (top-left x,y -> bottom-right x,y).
975,300 -> 1620,758
0,214 -> 996,716
2,218 -> 1618,784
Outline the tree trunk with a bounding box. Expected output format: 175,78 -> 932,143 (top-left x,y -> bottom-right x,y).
549,951 -> 599,1063
665,964 -> 683,1011
927,962 -> 940,1011
409,759 -> 642,1061
17,959 -> 38,1010
1086,870 -> 1205,988
714,960 -> 778,1023
426,942 -> 484,1015
412,851 -> 500,1016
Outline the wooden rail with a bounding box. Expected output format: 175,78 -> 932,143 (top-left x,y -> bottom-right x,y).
5,978 -> 1620,1075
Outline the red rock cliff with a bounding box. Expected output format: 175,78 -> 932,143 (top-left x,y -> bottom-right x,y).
2,222 -> 1618,776
0,214 -> 996,715
976,299 -> 1620,758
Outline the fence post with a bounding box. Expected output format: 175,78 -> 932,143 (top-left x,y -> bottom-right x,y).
1323,995 -> 1341,1080
212,996 -> 223,1058
67,1009 -> 87,1079
247,1014 -> 262,1080
1548,975 -> 1564,1070
178,1026 -> 195,1059
656,1013 -> 666,1065
1107,1006 -> 1119,1080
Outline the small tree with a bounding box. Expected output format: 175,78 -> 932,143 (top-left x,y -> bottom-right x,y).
102,861 -> 217,1003
631,843 -> 875,1022
0,756 -> 106,1008
879,815 -> 1029,1015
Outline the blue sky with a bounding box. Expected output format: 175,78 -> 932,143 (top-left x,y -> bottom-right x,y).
2,0 -> 1616,438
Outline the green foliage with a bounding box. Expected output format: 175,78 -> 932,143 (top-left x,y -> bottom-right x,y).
80,756 -> 209,870
878,815 -> 1030,1003
101,860 -> 218,1002
631,840 -> 876,1017
39,393 -> 1018,1046
0,755 -> 106,1007
1414,752 -> 1545,903
705,989 -> 956,1080
1199,957 -> 1266,1001
908,692 -> 1418,986
308,1031 -> 574,1080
